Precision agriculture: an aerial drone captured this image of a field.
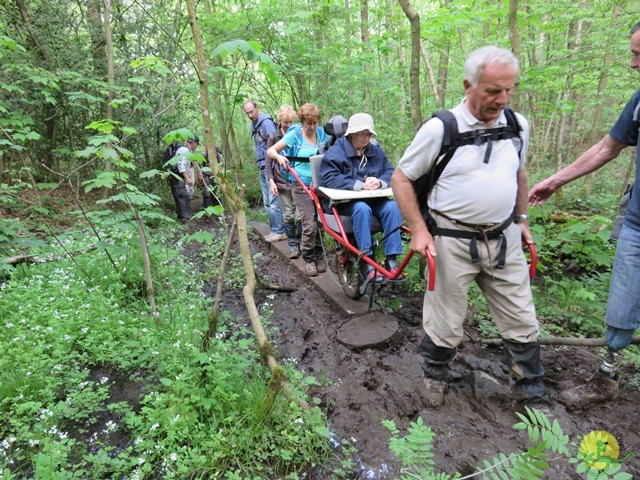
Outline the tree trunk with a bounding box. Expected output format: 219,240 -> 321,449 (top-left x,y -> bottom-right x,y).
508,0 -> 520,110
359,0 -> 371,110
420,43 -> 441,116
436,0 -> 453,108
85,0 -> 107,77
184,0 -> 307,409
102,0 -> 115,186
553,3 -> 586,175
584,3 -> 619,190
397,0 -> 421,130
15,0 -> 56,171
345,0 -> 351,58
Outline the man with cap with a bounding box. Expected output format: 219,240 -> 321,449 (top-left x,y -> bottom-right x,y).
320,113 -> 404,289
169,135 -> 199,221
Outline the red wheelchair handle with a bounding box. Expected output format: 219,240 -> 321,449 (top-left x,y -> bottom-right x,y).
425,249 -> 436,291
524,241 -> 537,279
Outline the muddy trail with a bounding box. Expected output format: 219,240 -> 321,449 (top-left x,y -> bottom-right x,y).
187,215 -> 640,479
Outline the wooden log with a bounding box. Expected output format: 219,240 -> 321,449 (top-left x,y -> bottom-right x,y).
481,336 -> 640,348
3,255 -> 37,266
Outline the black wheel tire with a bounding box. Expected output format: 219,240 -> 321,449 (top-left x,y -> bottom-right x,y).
334,249 -> 364,299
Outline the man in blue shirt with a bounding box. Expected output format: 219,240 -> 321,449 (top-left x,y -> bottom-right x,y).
244,100 -> 285,242
529,21 -> 640,409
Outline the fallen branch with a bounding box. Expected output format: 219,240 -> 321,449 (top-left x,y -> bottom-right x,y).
256,278 -> 298,293
3,254 -> 38,266
481,336 -> 640,348
3,246 -> 98,267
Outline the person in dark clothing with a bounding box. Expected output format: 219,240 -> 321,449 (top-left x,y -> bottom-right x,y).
168,136 -> 199,221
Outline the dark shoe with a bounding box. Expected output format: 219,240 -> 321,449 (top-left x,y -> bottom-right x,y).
304,261 -> 318,277
385,258 -> 406,281
288,247 -> 300,259
360,264 -> 384,292
558,371 -> 619,411
419,377 -> 447,409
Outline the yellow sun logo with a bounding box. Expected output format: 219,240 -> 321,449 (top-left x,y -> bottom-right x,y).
579,430 -> 620,471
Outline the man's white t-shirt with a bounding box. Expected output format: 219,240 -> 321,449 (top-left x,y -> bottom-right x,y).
398,100 -> 529,225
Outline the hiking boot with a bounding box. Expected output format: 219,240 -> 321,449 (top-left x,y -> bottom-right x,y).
419,376 -> 447,409
360,264 -> 384,293
316,257 -> 327,273
304,261 -> 318,277
558,371 -> 619,411
385,258 -> 406,281
264,232 -> 287,243
288,246 -> 300,259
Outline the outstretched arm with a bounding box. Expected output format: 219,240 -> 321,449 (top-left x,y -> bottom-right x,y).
391,169 -> 436,257
529,134 -> 627,206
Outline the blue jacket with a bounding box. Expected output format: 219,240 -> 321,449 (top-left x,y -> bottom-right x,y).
320,137 -> 394,191
251,113 -> 277,167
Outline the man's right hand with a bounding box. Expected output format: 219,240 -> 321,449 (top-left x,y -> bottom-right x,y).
410,228 -> 437,258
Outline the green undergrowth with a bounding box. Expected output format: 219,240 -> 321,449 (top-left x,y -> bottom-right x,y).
0,227 -> 330,479
384,408 -> 634,480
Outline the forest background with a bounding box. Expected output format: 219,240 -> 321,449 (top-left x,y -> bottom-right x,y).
1,0 -> 640,478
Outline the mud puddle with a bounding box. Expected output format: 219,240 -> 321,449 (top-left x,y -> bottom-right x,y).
187,216 -> 640,479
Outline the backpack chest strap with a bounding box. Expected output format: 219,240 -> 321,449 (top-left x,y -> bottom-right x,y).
455,127 -> 519,164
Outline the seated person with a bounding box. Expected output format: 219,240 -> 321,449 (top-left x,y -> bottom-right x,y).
320,113 -> 404,286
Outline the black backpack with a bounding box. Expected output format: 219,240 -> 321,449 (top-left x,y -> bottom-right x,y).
161,141 -> 181,171
412,107 -> 523,218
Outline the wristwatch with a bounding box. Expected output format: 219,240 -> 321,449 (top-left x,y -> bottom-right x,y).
514,214 -> 529,223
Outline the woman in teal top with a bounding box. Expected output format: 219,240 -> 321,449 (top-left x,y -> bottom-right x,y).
267,103 -> 328,277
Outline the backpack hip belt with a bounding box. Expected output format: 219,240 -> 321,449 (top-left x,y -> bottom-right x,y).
425,210 -> 514,269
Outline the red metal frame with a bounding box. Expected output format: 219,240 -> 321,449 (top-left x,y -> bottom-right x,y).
282,162 -> 437,291
280,161 -> 537,292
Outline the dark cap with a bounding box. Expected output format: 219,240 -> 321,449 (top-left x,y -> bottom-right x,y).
188,135 -> 200,144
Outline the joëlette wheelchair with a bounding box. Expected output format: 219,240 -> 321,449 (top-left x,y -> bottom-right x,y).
278,117 -> 537,308
279,116 -> 436,308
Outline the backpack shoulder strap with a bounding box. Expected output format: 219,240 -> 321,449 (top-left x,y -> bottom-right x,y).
502,106 -> 523,155
412,110 -> 460,217
431,110 -> 458,158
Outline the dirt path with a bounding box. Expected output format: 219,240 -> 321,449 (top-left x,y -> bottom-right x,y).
191,217 -> 640,479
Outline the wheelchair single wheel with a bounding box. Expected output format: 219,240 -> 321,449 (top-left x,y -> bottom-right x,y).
334,248 -> 363,299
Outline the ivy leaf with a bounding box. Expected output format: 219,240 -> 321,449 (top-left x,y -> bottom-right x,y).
182,231 -> 214,244
163,128 -> 194,144
75,146 -> 99,158
127,76 -> 146,84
